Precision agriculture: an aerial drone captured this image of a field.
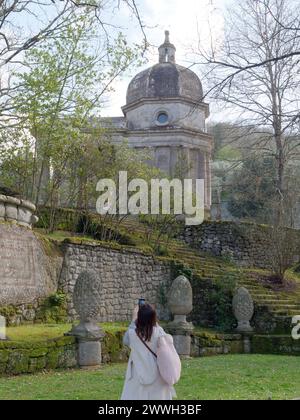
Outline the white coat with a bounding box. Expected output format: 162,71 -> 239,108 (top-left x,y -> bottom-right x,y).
120,322 -> 176,400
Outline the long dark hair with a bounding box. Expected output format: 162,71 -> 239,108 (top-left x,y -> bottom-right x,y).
135,304 -> 157,342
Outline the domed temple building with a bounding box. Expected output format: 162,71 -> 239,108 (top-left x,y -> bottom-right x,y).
101,31 -> 213,213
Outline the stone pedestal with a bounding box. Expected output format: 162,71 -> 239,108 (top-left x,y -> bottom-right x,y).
78,338 -> 102,367
167,317 -> 194,357
67,321 -> 105,368
167,275 -> 194,357
242,333 -> 253,354
236,320 -> 253,333
67,270 -> 105,368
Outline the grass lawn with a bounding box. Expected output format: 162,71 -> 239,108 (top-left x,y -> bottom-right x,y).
0,355 -> 299,400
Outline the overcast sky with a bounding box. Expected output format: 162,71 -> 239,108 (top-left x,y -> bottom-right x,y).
102,0 -> 231,118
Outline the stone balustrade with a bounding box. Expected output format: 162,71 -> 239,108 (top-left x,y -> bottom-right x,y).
0,194 -> 38,228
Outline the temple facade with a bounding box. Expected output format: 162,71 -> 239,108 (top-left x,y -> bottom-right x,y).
101,31 -> 213,212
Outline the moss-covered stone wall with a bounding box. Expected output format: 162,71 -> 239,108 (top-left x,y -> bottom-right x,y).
252,335 -> 300,355
59,241 -> 173,322
1,327 -> 299,376
178,221 -> 300,269
191,330 -> 243,357
0,336 -> 77,375
0,330 -> 130,376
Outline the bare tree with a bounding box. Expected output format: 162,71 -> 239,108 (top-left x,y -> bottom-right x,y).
197,0 -> 300,88
197,0 -> 300,220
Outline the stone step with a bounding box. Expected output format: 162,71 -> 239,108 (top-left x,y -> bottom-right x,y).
250,292 -> 298,299
262,303 -> 300,310
237,284 -> 278,291
253,298 -> 298,305
175,259 -> 224,269
274,315 -> 294,320
271,309 -> 300,316
246,291 -> 299,302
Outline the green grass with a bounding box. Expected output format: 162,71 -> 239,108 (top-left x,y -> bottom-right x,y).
0,355 -> 299,400
6,323 -> 128,342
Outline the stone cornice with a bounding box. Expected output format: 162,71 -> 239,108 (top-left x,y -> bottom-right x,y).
112,126 -> 213,140
111,128 -> 213,152
121,96 -> 210,118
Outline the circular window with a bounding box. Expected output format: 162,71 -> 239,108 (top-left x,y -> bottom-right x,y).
157,112 -> 168,124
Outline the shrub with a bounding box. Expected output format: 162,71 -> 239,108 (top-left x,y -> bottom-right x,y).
209,273 -> 237,332
155,244 -> 169,256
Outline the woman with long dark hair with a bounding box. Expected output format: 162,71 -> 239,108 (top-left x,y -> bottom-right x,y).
121,303 -> 176,400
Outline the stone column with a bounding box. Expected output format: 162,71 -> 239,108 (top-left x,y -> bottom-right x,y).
170,146 -> 178,177
167,275 -> 194,357
66,270 -> 105,368
206,152 -> 212,209
204,152 -> 212,210
198,152 -> 206,205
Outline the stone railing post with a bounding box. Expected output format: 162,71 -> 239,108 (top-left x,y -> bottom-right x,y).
232,287 -> 254,354
167,275 -> 194,357
66,270 -> 105,368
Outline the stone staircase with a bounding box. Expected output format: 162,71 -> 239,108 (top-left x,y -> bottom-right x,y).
170,243 -> 300,318
120,217 -> 300,326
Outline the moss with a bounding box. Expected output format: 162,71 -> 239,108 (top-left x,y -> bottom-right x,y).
57,345 -> 76,368
30,348 -> 48,357
6,350 -> 30,374
0,305 -> 20,324
102,331 -> 123,362
226,340 -> 243,354
53,336 -> 75,347
34,232 -> 63,258
252,335 -> 300,355
28,357 -> 46,373
1,339 -> 56,350
0,337 -> 78,375
35,294 -> 68,324
0,350 -> 9,363
193,331 -> 223,347
46,349 -> 61,370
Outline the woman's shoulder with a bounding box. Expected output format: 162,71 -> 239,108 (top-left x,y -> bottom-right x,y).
154,323 -> 166,337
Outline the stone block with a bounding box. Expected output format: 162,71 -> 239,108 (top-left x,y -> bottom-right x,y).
18,206 -> 32,227
78,340 -> 101,367
5,204 -> 18,221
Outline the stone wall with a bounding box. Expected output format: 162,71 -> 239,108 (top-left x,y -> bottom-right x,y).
0,336 -> 77,375
0,331 -> 130,376
191,331 -> 243,357
2,329 -> 299,376
0,223 -> 61,311
58,242 -> 173,322
252,334 -> 300,355
178,221 -> 300,269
